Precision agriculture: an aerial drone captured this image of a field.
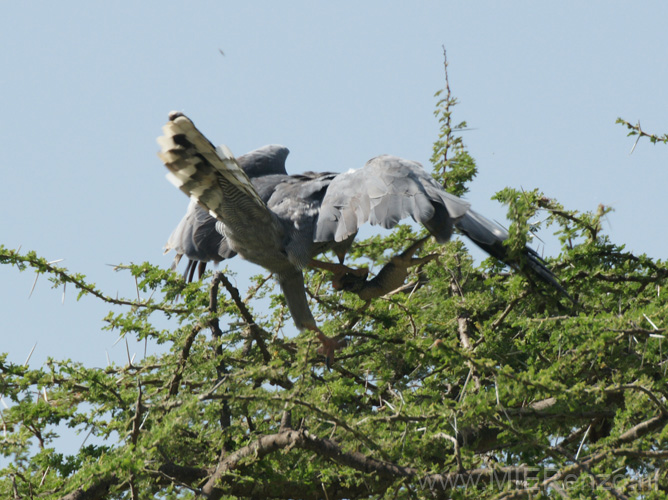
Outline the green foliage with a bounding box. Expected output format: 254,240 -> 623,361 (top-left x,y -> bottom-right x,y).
430,60 -> 477,197
2,88 -> 668,499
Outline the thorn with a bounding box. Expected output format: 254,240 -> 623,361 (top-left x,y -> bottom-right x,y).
62,282 -> 66,304
39,466 -> 50,487
644,313 -> 659,330
24,343 -> 37,366
396,389 -> 405,406
458,367 -> 472,403
125,338 -> 132,366
29,273 -> 39,298
406,280 -> 420,302
630,121 -> 642,154
79,427 -> 94,450
106,350 -> 111,367
47,259 -> 64,265
575,424 -> 591,460
218,48 -> 225,56
139,410 -> 150,431
135,276 -> 141,301
108,263 -> 130,271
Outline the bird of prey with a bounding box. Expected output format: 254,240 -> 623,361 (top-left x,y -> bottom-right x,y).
158,112 -> 562,365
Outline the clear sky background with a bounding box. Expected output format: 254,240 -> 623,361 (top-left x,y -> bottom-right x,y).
1,3 -> 667,376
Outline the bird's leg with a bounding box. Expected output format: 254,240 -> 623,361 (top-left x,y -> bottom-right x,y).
305,324 -> 346,368
337,236 -> 438,300
184,259 -> 198,282
307,237 -> 434,365
197,261 -> 208,280
309,259 -> 369,290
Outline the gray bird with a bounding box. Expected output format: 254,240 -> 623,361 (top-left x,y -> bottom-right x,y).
158,112 -> 563,365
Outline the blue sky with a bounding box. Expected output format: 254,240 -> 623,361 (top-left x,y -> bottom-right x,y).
1,2 -> 667,373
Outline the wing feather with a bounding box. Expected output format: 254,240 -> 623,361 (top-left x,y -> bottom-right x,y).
315,155 -> 470,243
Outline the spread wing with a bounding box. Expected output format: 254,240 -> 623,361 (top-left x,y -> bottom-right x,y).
158,114 -> 566,296
315,155 -> 471,244
314,155 -> 567,296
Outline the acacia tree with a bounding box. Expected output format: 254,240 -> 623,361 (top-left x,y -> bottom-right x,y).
2,64 -> 668,500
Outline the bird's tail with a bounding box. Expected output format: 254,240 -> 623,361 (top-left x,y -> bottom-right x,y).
454,210 -> 571,299
157,111 -> 266,222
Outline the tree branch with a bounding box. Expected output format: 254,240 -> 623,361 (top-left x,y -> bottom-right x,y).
58,476 -> 116,500
200,427 -> 536,499
217,271 -> 272,363
167,324 -> 203,396
616,118 -> 668,149
0,247 -> 188,314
